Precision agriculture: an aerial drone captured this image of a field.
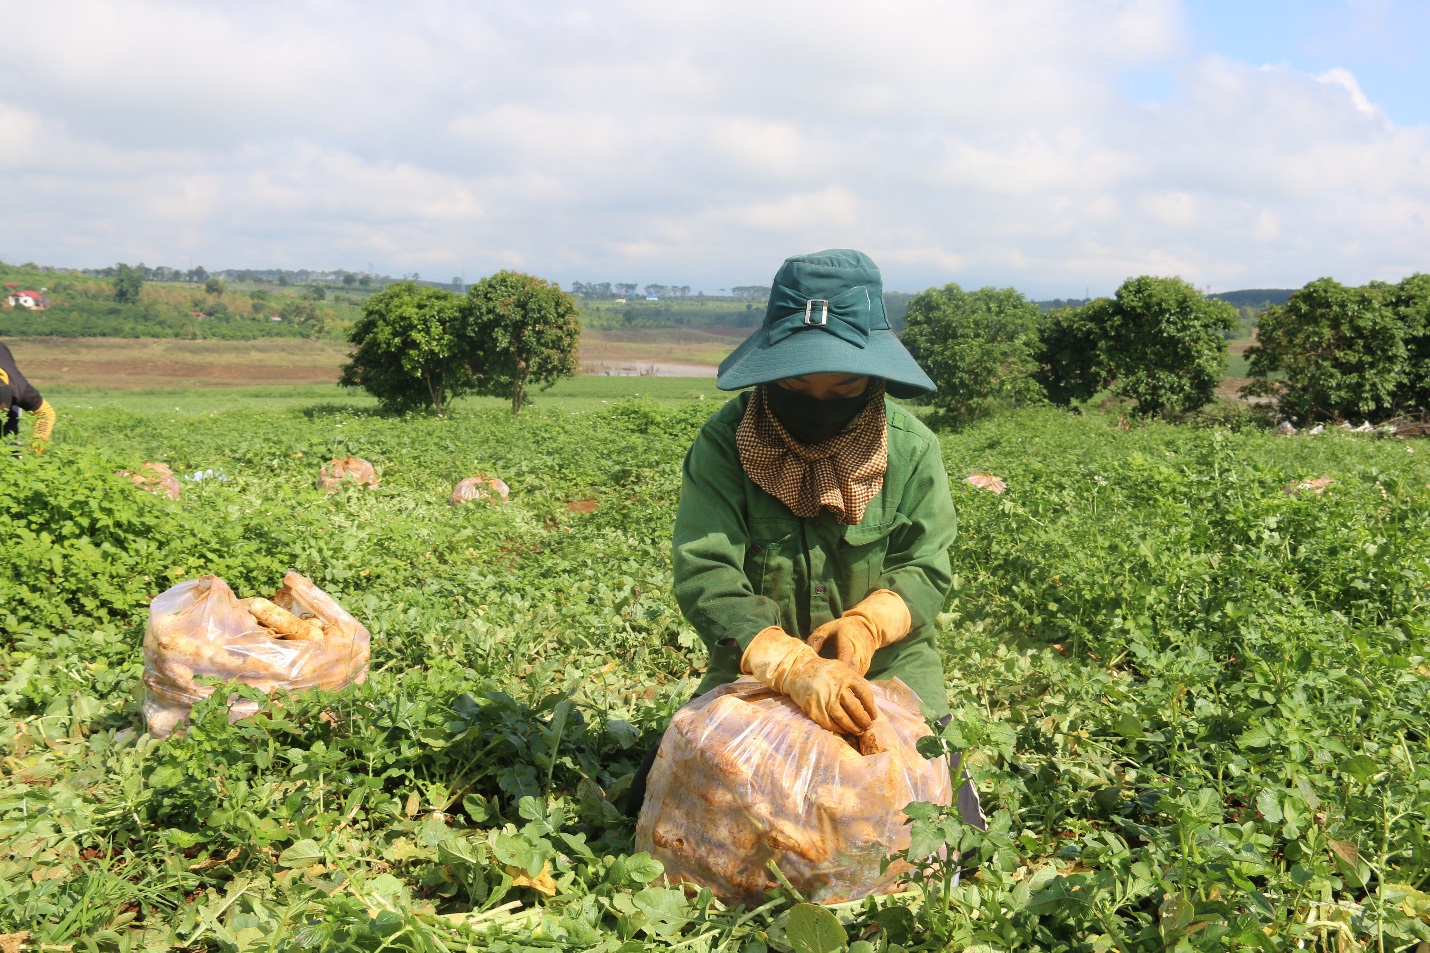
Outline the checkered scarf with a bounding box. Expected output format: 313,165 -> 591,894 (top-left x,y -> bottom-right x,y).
735,382 -> 888,525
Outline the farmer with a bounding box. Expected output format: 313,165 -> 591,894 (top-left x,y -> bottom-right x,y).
628,249 -> 981,824
0,340 -> 56,453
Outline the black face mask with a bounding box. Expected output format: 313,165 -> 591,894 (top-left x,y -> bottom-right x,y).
765,383 -> 870,444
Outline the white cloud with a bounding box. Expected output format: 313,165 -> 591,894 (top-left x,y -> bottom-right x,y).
0,0 -> 1425,295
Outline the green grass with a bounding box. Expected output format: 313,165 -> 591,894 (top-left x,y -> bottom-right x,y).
3,392 -> 1428,950
48,376 -> 729,415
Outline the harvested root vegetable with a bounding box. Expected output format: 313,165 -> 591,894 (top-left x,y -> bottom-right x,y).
142,572 -> 370,737
634,677 -> 953,906
118,462 -> 182,500
243,597 -> 325,641
450,473 -> 510,505
317,456 -> 380,493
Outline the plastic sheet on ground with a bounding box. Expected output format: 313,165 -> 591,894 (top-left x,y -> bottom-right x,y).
317,456 -> 379,493
450,473 -> 510,505
118,462 -> 182,500
142,572 -> 371,737
635,676 -> 952,906
965,472 -> 1007,494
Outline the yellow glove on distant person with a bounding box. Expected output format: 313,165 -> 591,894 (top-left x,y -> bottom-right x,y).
806,589 -> 911,676
741,626 -> 877,735
30,399 -> 56,453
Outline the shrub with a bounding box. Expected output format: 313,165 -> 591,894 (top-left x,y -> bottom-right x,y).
1038,276 -> 1236,416
901,284 -> 1044,427
1244,277 -> 1409,422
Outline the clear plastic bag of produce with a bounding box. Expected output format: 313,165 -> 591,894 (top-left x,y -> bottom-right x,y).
142,572 -> 371,737
450,473 -> 510,505
118,461 -> 182,500
634,676 -> 953,906
316,456 -> 380,493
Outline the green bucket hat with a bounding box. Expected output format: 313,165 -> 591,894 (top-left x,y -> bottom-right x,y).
716,248 -> 936,398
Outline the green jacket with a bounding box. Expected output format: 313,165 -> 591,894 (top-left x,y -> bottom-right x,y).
673,392 -> 956,716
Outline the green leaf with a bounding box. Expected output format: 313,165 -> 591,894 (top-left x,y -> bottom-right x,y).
622,852 -> 664,885
632,886 -> 692,938
1159,893 -> 1195,940
1340,755 -> 1378,785
906,819 -> 945,861
1255,789 -> 1283,824
787,903 -> 848,953
278,839 -> 324,868
1237,723 -> 1274,749
1111,711 -> 1144,740
901,800 -> 942,821
437,834 -> 485,869
493,832 -> 539,873
462,793 -> 490,822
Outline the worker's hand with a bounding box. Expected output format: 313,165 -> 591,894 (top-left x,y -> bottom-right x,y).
806,615 -> 878,676
742,626 -> 877,734
806,589 -> 911,676
31,399 -> 55,449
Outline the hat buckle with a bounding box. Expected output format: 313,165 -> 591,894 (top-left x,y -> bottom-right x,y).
803,299 -> 830,327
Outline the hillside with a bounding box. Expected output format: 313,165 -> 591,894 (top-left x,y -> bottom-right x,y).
1,262 -> 362,341
1210,288 -> 1295,308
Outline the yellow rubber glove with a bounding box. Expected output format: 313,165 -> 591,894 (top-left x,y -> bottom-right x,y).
30,399 -> 56,453
741,626 -> 877,735
806,589 -> 911,676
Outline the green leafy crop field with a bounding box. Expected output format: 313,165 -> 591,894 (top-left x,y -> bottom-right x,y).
2,387 -> 1428,951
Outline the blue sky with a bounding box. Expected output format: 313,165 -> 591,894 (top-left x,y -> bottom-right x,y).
1185,0 -> 1429,125
0,1 -> 1425,298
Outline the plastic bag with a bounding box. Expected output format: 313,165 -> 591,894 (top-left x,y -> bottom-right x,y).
317,456 -> 379,493
118,462 -> 182,500
634,676 -> 952,906
450,473 -> 510,505
142,572 -> 371,737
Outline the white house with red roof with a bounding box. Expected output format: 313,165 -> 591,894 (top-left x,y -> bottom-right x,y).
5,288 -> 49,309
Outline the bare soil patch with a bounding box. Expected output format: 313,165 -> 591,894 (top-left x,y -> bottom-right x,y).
7,337 -> 351,390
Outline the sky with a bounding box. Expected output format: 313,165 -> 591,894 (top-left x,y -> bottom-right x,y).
0,0 -> 1426,297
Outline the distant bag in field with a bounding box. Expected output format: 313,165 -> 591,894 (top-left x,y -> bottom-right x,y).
450,473 -> 510,505
634,677 -> 953,906
316,456 -> 379,493
965,472 -> 1007,494
142,572 -> 371,737
118,462 -> 182,500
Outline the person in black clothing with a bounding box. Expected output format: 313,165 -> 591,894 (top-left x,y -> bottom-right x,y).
0,340 -> 56,452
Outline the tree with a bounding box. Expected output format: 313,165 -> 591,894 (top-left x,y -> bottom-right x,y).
1389,273 -> 1430,414
1041,276 -> 1235,416
113,262 -> 145,304
461,271 -> 581,415
1034,305 -> 1105,406
343,273 -> 357,287
339,282 -> 471,414
358,275 -> 371,288
205,276 -> 225,295
901,283 -> 1045,427
1244,277 -> 1410,422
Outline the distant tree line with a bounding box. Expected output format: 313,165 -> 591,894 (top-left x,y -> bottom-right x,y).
0,260 -> 360,341
904,273 -> 1429,429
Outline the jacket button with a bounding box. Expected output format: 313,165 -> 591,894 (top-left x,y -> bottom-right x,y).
750,543 -> 762,553
814,584 -> 826,594
812,519 -> 822,528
